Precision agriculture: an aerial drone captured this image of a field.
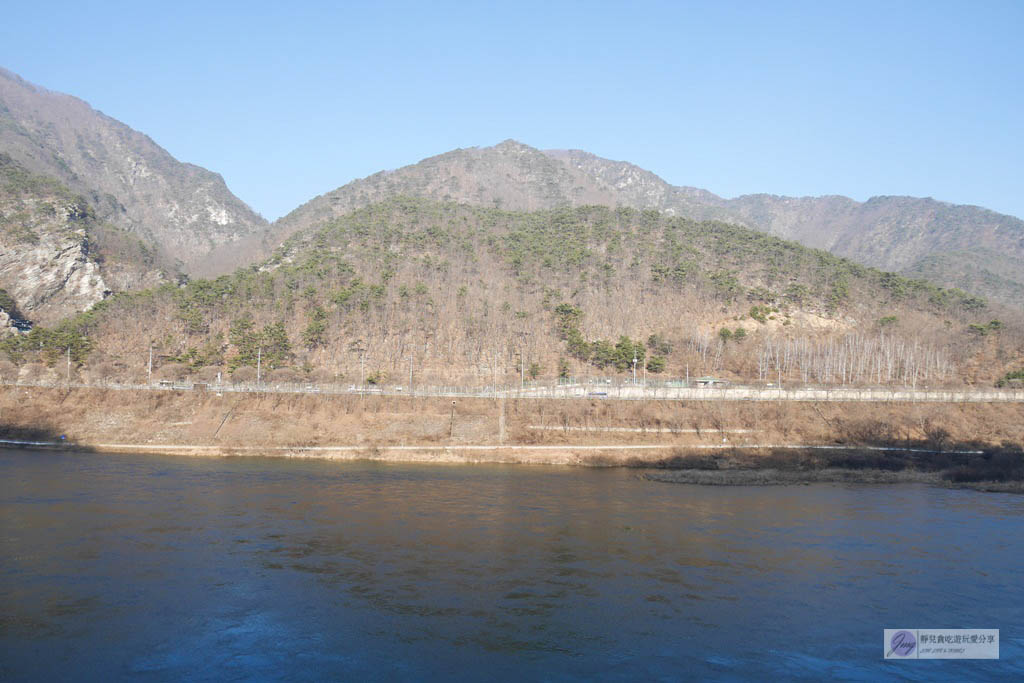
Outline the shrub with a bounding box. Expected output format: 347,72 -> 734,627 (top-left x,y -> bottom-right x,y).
306,369 -> 335,384
0,359 -> 17,381
230,366 -> 257,384
646,334 -> 673,356
85,362 -> 118,383
749,305 -> 770,324
267,367 -> 301,384
193,366 -> 224,382
19,363 -> 50,381
995,368 -> 1024,388
155,362 -> 190,380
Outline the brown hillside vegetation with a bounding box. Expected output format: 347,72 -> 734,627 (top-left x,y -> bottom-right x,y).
4,198 -> 1023,388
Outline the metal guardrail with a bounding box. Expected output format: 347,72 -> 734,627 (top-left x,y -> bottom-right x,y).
3,379 -> 1023,403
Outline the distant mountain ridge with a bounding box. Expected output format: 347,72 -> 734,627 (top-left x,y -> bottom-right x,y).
0,67 -> 267,275
250,140 -> 1024,310
3,63 -> 1021,313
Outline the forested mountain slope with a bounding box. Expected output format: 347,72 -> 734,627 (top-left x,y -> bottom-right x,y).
237,140 -> 1024,310
8,198 -> 1018,388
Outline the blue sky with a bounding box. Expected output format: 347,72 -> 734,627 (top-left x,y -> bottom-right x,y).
2,1 -> 1022,221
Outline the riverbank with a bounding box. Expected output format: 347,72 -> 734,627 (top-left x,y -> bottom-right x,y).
642,468 -> 1024,493
1,385 -> 1022,491
638,446 -> 1024,493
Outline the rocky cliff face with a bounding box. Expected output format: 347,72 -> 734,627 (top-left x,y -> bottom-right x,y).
0,217 -> 107,326
0,67 -> 267,276
0,153 -> 169,326
0,156 -> 105,324
0,200 -> 105,327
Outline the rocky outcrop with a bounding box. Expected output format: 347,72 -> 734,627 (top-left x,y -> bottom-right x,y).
0,193 -> 109,325
0,153 -> 167,325
0,308 -> 14,336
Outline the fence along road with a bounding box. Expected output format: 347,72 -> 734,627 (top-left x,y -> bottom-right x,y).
5,379 -> 1024,403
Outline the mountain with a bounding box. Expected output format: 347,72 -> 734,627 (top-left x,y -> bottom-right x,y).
545,149 -> 1024,308
0,67 -> 267,276
8,197 -> 1012,388
243,140 -> 1024,309
723,193 -> 1024,302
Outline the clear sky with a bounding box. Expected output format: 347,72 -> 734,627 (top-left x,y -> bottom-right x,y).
2,1 -> 1022,221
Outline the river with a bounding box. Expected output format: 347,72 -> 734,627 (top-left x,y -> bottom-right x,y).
1,450 -> 1021,680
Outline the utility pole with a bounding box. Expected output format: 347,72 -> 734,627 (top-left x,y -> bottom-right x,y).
632,341 -> 638,386
148,346 -> 153,385
257,347 -> 262,384
408,357 -> 413,394
66,346 -> 70,384
520,351 -> 525,391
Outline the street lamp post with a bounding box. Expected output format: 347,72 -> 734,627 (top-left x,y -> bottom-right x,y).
348,342 -> 366,395
632,356 -> 638,385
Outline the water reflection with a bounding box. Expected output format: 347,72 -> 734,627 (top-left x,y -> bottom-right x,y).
1,450 -> 1022,680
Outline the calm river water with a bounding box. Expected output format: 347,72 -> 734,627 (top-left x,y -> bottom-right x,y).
1,450 -> 1022,681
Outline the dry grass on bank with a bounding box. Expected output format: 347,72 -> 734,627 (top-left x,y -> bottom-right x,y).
1,386 -> 1022,460
3,386 -> 1023,492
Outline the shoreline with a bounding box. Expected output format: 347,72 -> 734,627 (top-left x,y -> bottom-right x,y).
3,438 -> 1021,494
1,386 -> 1021,493
643,468 -> 1024,494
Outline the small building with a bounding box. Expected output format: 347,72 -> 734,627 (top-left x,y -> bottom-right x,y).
695,376 -> 727,387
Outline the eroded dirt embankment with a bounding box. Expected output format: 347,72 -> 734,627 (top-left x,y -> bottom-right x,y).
1,386 -> 1022,467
